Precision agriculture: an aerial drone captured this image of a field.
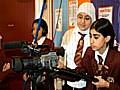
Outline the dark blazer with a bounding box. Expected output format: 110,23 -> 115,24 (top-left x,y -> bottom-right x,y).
76,47 -> 120,90
42,38 -> 54,51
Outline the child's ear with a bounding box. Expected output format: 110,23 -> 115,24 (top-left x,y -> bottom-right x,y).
42,29 -> 46,33
106,36 -> 111,43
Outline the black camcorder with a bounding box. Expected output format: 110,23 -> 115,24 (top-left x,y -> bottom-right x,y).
11,52 -> 58,73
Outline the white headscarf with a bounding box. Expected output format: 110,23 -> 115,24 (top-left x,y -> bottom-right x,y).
77,2 -> 96,22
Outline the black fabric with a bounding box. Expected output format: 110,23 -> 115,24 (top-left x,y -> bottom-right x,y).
97,55 -> 103,65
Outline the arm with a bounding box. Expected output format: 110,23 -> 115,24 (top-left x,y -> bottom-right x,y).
57,30 -> 73,68
92,49 -> 120,90
75,47 -> 92,73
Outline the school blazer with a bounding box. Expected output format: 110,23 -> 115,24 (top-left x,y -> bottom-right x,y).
39,38 -> 54,54
76,47 -> 120,90
42,38 -> 54,50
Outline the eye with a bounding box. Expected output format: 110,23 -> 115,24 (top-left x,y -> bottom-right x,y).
94,36 -> 99,39
85,17 -> 90,20
77,15 -> 83,19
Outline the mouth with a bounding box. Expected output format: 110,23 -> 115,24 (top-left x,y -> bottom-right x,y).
91,45 -> 95,49
80,25 -> 86,28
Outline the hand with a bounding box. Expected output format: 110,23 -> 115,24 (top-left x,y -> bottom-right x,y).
92,76 -> 109,88
31,42 -> 38,49
57,56 -> 65,69
23,73 -> 30,81
2,63 -> 10,72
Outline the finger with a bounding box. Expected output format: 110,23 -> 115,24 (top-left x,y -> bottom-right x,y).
6,63 -> 10,68
92,81 -> 98,85
95,76 -> 102,79
5,63 -> 10,70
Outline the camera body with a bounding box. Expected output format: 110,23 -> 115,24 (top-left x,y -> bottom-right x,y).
11,52 -> 58,73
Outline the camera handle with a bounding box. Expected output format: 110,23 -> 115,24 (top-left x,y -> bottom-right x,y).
22,73 -> 39,90
30,73 -> 39,90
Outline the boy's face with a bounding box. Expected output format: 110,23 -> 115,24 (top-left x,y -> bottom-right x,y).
77,12 -> 92,31
32,23 -> 43,40
90,28 -> 109,54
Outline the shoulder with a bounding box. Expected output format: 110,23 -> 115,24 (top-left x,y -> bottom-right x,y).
85,47 -> 93,53
44,38 -> 54,44
63,29 -> 73,36
83,47 -> 95,59
111,47 -> 120,56
61,29 -> 74,47
45,38 -> 52,41
107,47 -> 120,63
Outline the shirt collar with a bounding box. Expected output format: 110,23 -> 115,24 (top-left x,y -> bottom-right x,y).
74,25 -> 90,35
95,46 -> 109,64
37,36 -> 46,45
32,36 -> 46,45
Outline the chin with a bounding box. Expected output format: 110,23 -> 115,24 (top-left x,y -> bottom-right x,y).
91,46 -> 97,51
80,27 -> 88,31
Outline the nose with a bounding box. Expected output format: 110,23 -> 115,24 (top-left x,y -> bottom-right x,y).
90,37 -> 94,45
33,30 -> 36,34
81,18 -> 85,23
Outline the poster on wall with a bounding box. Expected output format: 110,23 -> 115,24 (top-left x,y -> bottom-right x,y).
98,6 -> 113,24
68,0 -> 77,28
55,8 -> 62,32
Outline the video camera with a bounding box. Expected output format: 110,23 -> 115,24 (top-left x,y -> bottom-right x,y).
11,51 -> 58,90
11,51 -> 58,73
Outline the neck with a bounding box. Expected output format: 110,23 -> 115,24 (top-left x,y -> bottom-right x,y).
98,44 -> 107,54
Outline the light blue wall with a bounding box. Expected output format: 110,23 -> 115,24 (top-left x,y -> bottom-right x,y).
53,0 -> 68,47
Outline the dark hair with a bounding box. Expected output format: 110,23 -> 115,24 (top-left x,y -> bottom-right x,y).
90,18 -> 115,48
32,19 -> 48,36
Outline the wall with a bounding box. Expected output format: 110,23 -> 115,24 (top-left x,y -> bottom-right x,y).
0,0 -> 35,43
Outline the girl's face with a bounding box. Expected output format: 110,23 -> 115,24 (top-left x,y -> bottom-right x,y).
77,12 -> 92,31
32,23 -> 43,40
90,28 -> 110,54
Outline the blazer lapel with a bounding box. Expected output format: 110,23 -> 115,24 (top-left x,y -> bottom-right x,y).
91,51 -> 98,75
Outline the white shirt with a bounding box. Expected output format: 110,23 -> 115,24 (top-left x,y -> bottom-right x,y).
32,36 -> 46,45
65,26 -> 90,88
95,46 -> 109,65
